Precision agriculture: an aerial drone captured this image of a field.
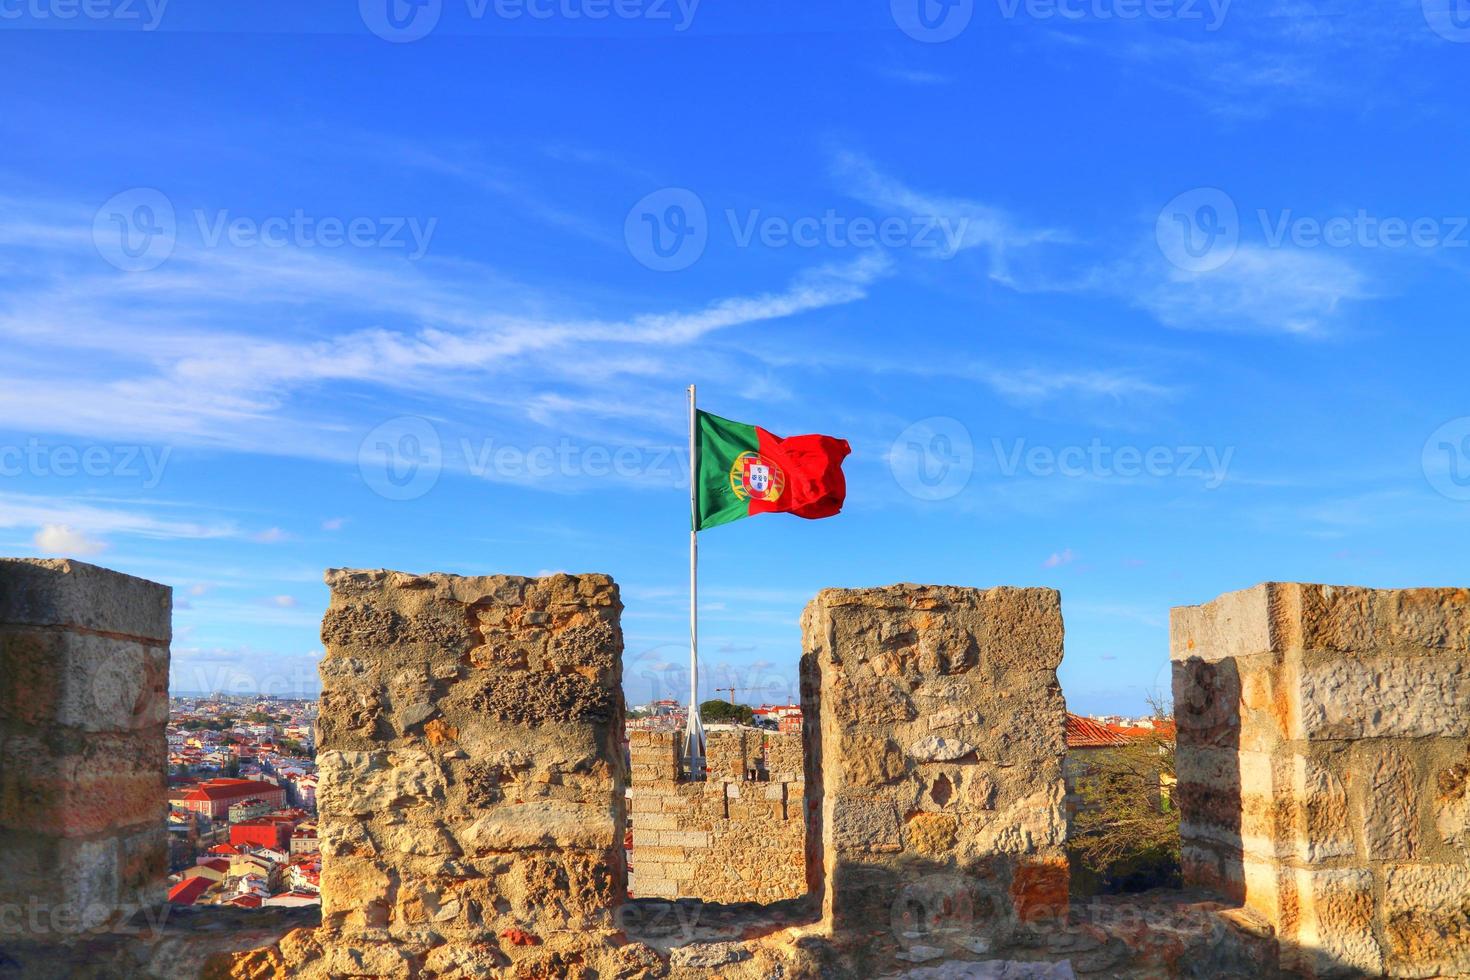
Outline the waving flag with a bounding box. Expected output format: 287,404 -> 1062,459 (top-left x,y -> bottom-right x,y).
694,410 -> 851,531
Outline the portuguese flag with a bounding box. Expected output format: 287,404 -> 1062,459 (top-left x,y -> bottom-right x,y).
694,410 -> 851,531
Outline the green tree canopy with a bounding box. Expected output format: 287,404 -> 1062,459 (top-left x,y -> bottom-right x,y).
699,700 -> 754,725
1069,702 -> 1179,894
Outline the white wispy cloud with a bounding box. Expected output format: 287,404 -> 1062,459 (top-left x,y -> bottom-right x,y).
826,151 -> 1368,338
875,66 -> 953,86
832,151 -> 1068,280
0,491 -> 238,541
33,522 -> 107,556
1134,246 -> 1369,337
1027,1 -> 1432,120
1043,547 -> 1078,568
977,366 -> 1174,404
0,200 -> 888,477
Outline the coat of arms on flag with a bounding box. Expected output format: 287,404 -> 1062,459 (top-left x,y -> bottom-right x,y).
730,451 -> 785,503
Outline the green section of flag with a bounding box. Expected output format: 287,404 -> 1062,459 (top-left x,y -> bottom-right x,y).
695,410 -> 759,530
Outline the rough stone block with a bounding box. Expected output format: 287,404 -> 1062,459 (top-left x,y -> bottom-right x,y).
1292,755 -> 1356,863
0,629 -> 169,732
0,559 -> 169,942
0,824 -> 164,937
0,558 -> 170,642
803,584 -> 1067,946
1382,863 -> 1470,977
1171,583 -> 1279,663
1294,585 -> 1470,655
1288,867 -> 1382,978
0,729 -> 166,836
315,568 -> 626,967
1295,656 -> 1468,740
1174,582 -> 1470,980
1172,583 -> 1470,661
1363,747 -> 1419,862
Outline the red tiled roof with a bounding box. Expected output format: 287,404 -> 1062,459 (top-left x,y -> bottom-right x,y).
168,877 -> 212,905
226,894 -> 263,908
1114,721 -> 1177,740
1065,714 -> 1133,748
184,779 -> 281,803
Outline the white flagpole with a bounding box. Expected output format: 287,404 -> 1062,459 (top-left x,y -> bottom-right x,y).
685,385 -> 706,778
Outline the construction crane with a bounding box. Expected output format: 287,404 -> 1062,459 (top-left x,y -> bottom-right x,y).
713,686 -> 759,705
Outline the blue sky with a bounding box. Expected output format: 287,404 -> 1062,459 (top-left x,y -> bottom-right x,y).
3,0 -> 1469,714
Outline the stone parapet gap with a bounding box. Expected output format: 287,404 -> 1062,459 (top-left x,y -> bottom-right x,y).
1173,582 -> 1470,978
627,729 -> 806,904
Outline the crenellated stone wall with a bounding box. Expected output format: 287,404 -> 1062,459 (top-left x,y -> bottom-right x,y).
244,568 -> 641,978
800,585 -> 1070,963
0,558 -> 170,941
1173,583 -> 1470,978
17,560 -> 1461,979
627,728 -> 805,904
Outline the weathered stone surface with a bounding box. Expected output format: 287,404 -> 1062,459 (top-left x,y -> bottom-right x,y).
1288,867 -> 1381,978
1296,656 -> 1468,740
1382,863 -> 1470,977
302,568 -> 627,976
1171,583 -> 1279,664
1172,582 -> 1470,660
669,940 -> 750,968
906,812 -> 959,857
1438,754 -> 1470,857
317,749 -> 446,817
0,560 -> 169,941
909,735 -> 978,763
0,558 -> 171,642
468,669 -> 616,724
831,794 -> 903,854
1173,582 -> 1470,980
1365,748 -> 1419,862
0,629 -> 169,733
1294,757 -> 1356,863
461,800 -> 617,852
845,733 -> 907,787
0,729 -> 166,836
803,584 -> 1067,959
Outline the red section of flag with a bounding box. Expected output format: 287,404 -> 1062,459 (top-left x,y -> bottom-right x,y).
751,427 -> 851,521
